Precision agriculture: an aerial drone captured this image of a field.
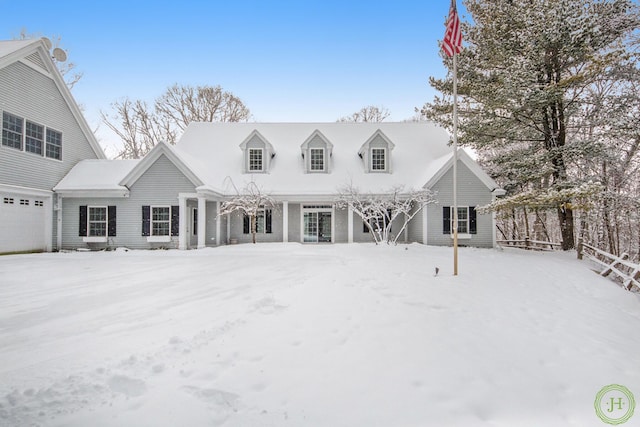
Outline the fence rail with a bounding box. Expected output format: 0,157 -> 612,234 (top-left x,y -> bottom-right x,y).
497,238 -> 562,251
577,239 -> 640,292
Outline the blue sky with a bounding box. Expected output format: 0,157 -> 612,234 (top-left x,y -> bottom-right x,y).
1,1 -> 456,152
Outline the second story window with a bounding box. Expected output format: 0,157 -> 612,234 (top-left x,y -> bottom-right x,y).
248,148 -> 263,172
46,128 -> 62,160
310,148 -> 325,171
371,148 -> 386,171
25,121 -> 44,155
2,112 -> 23,150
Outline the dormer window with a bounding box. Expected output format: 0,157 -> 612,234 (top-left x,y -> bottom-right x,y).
301,130 -> 333,173
248,148 -> 263,172
240,130 -> 274,173
310,148 -> 325,171
371,148 -> 386,171
358,129 -> 395,173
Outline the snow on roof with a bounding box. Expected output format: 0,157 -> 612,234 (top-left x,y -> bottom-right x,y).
0,39 -> 38,60
54,159 -> 139,192
175,122 -> 455,196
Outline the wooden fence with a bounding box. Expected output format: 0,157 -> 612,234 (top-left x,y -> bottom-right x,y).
577,239 -> 640,292
497,237 -> 562,251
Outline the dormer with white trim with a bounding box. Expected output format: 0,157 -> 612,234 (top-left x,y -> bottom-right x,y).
300,130 -> 333,173
239,130 -> 275,173
358,129 -> 395,173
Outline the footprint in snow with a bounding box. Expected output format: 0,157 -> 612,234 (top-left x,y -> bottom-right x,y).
107,375 -> 146,397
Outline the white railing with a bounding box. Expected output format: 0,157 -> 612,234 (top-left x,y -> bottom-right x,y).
577,239 -> 640,292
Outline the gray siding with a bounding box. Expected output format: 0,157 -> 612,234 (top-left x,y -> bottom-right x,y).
227,203 -> 284,244
288,203 -> 301,243
353,211 -> 375,243
406,203 -> 424,244
0,62 -> 99,190
204,201 -> 218,247
60,154 -> 197,250
334,207 -> 348,243
427,161 -> 494,248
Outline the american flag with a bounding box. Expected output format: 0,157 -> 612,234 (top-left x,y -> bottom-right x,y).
442,0 -> 462,57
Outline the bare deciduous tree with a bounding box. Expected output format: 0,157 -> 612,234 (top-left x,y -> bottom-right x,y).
338,105 -> 390,123
17,29 -> 83,90
219,181 -> 276,244
337,184 -> 436,245
102,84 -> 251,159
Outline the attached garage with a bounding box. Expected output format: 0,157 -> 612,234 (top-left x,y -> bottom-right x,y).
0,188 -> 52,254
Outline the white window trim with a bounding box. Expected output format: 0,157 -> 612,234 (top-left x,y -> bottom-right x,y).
25,120 -> 44,156
1,110 -> 63,161
83,236 -> 108,243
450,206 -> 470,235
370,148 -> 387,172
147,235 -> 172,243
151,205 -> 171,237
309,147 -> 326,172
248,148 -> 264,172
86,205 -> 108,238
300,204 -> 335,243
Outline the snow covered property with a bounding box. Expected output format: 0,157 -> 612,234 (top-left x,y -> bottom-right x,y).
1,244 -> 640,426
1,38 -> 504,253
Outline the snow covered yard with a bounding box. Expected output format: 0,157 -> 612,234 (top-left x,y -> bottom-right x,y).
0,244 -> 639,427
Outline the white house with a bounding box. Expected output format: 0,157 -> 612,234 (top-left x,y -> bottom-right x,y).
53,122 -> 505,250
0,39 -> 106,254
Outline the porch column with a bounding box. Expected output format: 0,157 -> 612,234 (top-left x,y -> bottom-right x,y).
55,195 -> 62,251
422,206 -> 429,244
282,201 -> 289,242
215,201 -> 221,247
404,212 -> 409,243
226,213 -> 231,244
348,206 -> 354,243
178,195 -> 188,250
198,197 -> 206,248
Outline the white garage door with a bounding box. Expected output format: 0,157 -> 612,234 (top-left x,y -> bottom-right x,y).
0,194 -> 47,253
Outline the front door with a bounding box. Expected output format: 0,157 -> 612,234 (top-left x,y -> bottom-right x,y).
303,206 -> 332,243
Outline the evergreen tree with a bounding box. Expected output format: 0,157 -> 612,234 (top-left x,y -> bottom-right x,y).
422,0 -> 639,250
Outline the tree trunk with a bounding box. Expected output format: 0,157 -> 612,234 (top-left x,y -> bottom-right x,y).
557,205 -> 574,250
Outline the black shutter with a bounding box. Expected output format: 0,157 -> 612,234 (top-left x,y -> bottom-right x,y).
142,205 -> 150,236
243,214 -> 250,234
79,205 -> 87,236
265,209 -> 272,234
108,206 -> 117,237
443,206 -> 451,234
171,205 -> 179,236
363,220 -> 369,233
470,206 -> 477,234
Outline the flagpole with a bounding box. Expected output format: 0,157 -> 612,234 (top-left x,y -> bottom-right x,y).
452,50 -> 459,276
442,0 -> 461,276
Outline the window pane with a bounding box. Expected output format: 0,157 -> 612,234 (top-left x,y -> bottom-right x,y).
88,207 -> 107,236
2,112 -> 23,150
25,122 -> 43,155
46,129 -> 62,160
371,148 -> 386,170
152,207 -> 170,236
310,148 -> 324,171
249,149 -> 263,171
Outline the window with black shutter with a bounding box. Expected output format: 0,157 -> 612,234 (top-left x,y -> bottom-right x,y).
108,206 -> 117,237
443,206 -> 451,234
79,205 -> 88,236
470,206 -> 477,234
171,206 -> 179,236
142,205 -> 151,236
